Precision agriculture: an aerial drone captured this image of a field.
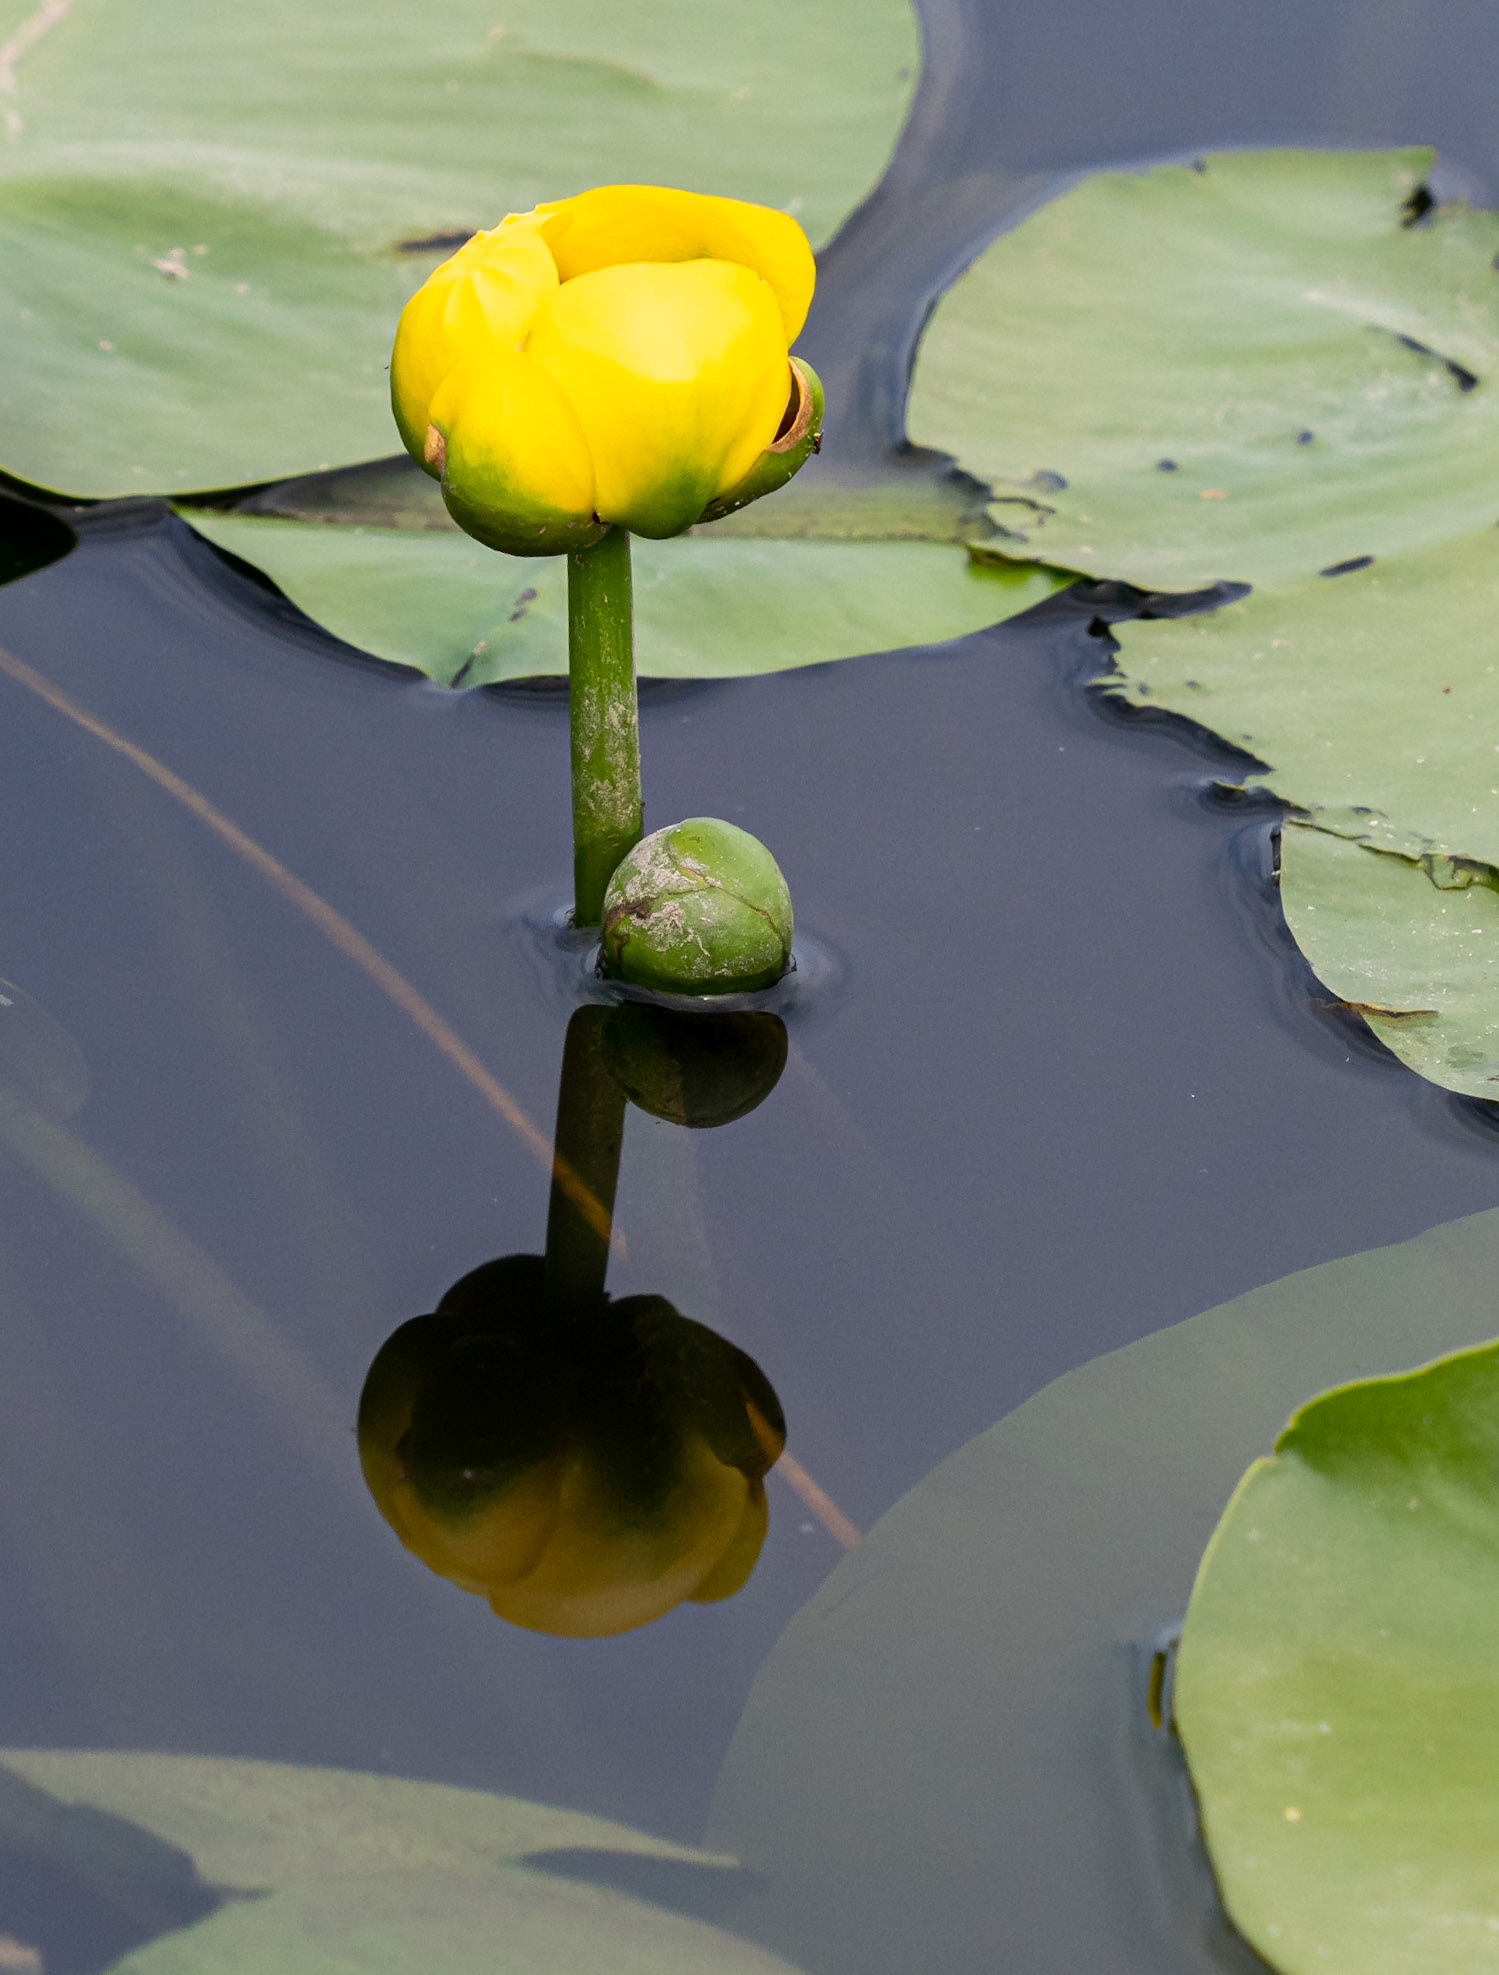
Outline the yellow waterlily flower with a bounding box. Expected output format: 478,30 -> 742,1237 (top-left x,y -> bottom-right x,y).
390,185 -> 821,550
357,1258 -> 786,1638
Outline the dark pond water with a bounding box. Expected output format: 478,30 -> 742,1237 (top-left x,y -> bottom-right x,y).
2,1 -> 1498,1968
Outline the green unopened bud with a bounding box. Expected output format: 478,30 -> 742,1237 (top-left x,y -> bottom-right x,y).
696,358 -> 823,526
600,818 -> 793,995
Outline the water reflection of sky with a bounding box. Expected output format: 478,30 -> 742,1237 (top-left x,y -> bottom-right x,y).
1,0 -> 1498,1966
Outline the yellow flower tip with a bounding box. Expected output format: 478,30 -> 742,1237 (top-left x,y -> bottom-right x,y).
532,183 -> 816,344
528,257 -> 789,537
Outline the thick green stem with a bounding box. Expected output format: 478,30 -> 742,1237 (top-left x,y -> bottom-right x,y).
567,527 -> 642,926
544,1006 -> 626,1311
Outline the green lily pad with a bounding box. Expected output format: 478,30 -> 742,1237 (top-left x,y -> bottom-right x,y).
231,450 -> 996,545
708,1204 -> 1499,1975
908,147 -> 1499,594
1280,823 -> 1499,1100
185,511 -> 1066,685
0,1750 -> 805,1972
1087,535 -> 1499,1100
0,0 -> 917,498
1174,1335 -> 1499,1975
910,145 -> 1499,1105
1092,532 -> 1499,872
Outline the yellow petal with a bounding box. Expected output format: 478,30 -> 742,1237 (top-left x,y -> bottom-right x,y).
534,184 -> 815,343
431,349 -> 599,556
390,224 -> 559,468
527,259 -> 790,539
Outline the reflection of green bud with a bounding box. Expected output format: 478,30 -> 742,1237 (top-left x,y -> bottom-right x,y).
697,358 -> 823,526
602,1005 -> 787,1127
600,818 -> 793,996
357,1256 -> 786,1638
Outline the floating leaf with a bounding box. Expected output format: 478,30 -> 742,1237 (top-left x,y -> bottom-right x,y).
229,450 -> 994,545
185,512 -> 1066,685
0,1751 -> 805,1973
708,1206 -> 1499,1975
1280,824 -> 1499,1099
909,147 -> 1499,593
910,147 -> 1499,1103
1091,533 -> 1499,873
1174,1336 -> 1499,1975
0,0 -> 917,498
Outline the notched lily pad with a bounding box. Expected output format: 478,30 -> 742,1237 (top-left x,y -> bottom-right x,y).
907,144 -> 1499,1104
1175,1333 -> 1499,1975
1280,824 -> 1499,1099
909,147 -> 1499,593
182,511 -> 1067,685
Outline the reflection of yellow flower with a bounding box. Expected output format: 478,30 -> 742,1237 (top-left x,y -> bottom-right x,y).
357,1259 -> 786,1639
390,185 -> 818,551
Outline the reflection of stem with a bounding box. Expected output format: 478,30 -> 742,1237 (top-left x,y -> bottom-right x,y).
568,527 -> 642,926
544,1008 -> 626,1310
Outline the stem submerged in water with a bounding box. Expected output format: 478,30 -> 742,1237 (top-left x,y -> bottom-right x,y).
567,526 -> 642,926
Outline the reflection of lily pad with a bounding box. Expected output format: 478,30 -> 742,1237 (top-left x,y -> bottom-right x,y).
708,1204 -> 1499,1975
0,0 -> 917,497
1175,1336 -> 1499,1975
185,512 -> 1065,685
1,1751 -> 805,1972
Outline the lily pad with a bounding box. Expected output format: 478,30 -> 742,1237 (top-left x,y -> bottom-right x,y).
0,0 -> 917,498
708,1204 -> 1499,1975
1174,1335 -> 1499,1975
1280,823 -> 1499,1100
1091,533 -> 1499,873
0,1750 -> 805,1973
185,511 -> 1066,685
908,147 -> 1499,594
910,146 -> 1499,1104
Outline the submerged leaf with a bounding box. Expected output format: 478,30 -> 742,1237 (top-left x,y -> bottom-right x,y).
0,1752 -> 804,1973
0,0 -> 917,497
1175,1335 -> 1499,1975
708,1206 -> 1499,1975
184,512 -> 1065,684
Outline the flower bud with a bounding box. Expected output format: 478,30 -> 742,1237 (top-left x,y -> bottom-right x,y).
357,1256 -> 785,1638
600,818 -> 794,995
389,186 -> 821,552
